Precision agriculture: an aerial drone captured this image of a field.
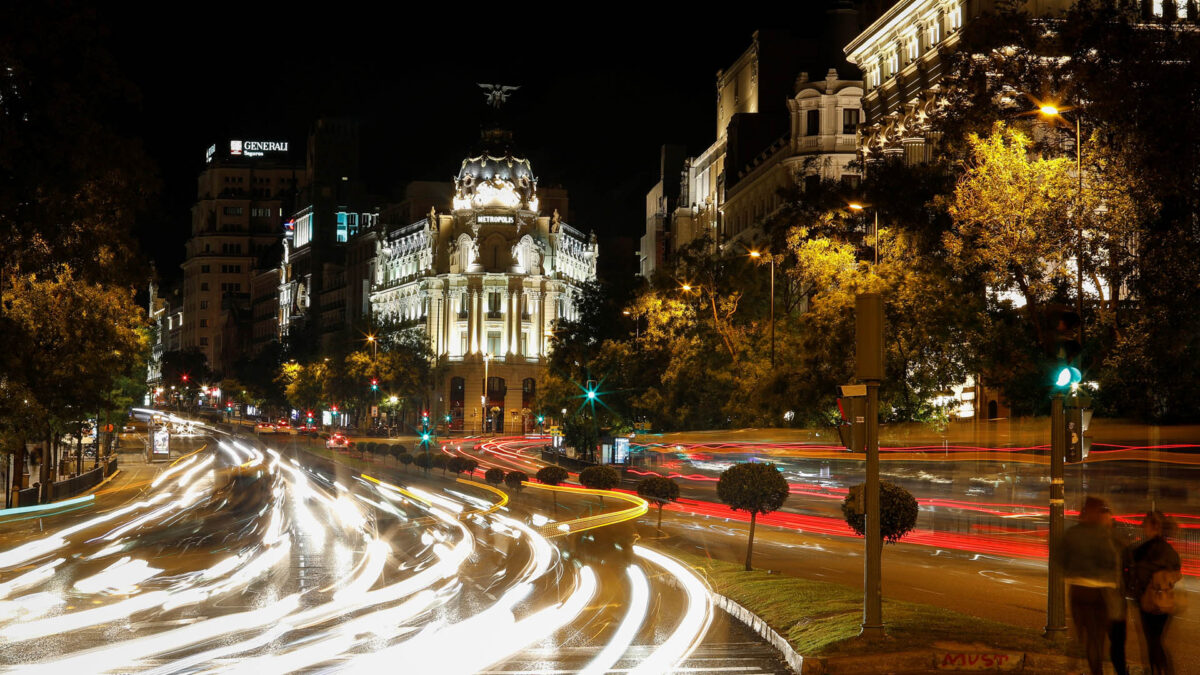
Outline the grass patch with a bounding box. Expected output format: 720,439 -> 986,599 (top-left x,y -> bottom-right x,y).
674,551 -> 1061,658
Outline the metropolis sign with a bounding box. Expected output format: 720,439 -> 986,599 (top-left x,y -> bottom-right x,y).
230,140 -> 289,157
478,214 -> 514,224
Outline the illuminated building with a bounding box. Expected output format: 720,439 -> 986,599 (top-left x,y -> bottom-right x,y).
146,279 -> 183,395
370,128 -> 597,433
844,0 -> 1077,163
644,11 -> 864,273
278,119 -> 380,351
180,140 -> 303,374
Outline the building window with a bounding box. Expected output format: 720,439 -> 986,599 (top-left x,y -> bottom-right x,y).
200,300 -> 208,309
929,17 -> 941,46
220,282 -> 242,293
201,264 -> 210,273
336,212 -> 348,243
199,337 -> 208,346
487,292 -> 501,315
200,319 -> 208,327
487,331 -> 501,356
842,109 -> 860,134
200,282 -> 209,291
459,331 -> 468,356
886,51 -> 899,76
906,36 -> 919,62
221,243 -> 242,255
867,62 -> 881,89
221,264 -> 242,274
223,206 -> 244,216
251,207 -> 271,218
806,109 -> 819,136
295,213 -> 312,248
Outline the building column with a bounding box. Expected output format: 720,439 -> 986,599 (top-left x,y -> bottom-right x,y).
528,290 -> 542,357
500,289 -> 511,357
543,289 -> 558,356
510,287 -> 522,356
468,288 -> 478,354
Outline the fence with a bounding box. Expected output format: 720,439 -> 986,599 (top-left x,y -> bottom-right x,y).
15,456 -> 117,507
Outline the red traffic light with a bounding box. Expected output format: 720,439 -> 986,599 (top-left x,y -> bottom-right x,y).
181,374 -> 189,382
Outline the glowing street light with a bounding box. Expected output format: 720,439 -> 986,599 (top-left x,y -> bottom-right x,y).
1038,101 -> 1086,354
847,202 -> 879,266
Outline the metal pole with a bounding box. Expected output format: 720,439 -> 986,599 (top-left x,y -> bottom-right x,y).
1075,116 -> 1084,353
769,260 -> 775,368
1046,394 -> 1068,637
863,379 -> 883,637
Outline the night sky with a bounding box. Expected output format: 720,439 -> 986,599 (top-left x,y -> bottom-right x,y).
93,4 -> 855,282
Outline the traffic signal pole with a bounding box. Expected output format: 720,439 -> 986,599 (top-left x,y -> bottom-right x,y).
856,294 -> 885,638
1045,394 -> 1068,638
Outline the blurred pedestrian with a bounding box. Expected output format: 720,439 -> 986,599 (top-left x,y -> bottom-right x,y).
1131,511 -> 1182,675
1103,508 -> 1131,675
1063,496 -> 1122,675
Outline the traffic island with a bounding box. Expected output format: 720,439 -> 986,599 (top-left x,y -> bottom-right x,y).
674,552 -> 1082,674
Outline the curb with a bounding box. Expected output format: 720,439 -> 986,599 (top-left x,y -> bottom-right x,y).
708,590 -> 807,673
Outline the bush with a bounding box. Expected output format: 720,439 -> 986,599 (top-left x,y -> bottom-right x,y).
535,465 -> 569,486
414,452 -> 433,472
461,458 -> 478,477
484,467 -> 505,485
578,465 -> 621,491
431,454 -> 448,475
841,481 -> 919,544
399,452 -> 413,471
504,470 -> 528,491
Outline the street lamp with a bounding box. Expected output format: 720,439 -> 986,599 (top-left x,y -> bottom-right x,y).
847,202 -> 879,266
1038,103 -> 1086,354
749,250 -> 776,367
622,310 -> 643,340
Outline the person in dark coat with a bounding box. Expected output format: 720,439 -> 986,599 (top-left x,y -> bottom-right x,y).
1062,496 -> 1121,675
1130,511 -> 1181,675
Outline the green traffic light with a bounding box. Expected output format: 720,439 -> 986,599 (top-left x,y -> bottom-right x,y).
422,433 -> 430,441
587,390 -> 597,400
1054,365 -> 1082,388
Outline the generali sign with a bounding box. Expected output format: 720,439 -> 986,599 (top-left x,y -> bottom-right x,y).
230,140 -> 288,157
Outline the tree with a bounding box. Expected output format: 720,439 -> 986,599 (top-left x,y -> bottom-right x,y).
578,465 -> 621,505
448,456 -> 465,478
399,452 -> 413,472
485,467 -> 505,486
414,452 -> 433,474
636,475 -> 680,531
841,481 -> 919,544
536,465 -> 570,512
504,470 -> 528,494
716,462 -> 790,571
461,458 -> 478,478
431,453 -> 448,476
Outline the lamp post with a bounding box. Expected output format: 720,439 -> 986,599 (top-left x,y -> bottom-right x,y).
367,335 -> 378,425
847,203 -> 879,266
749,250 -> 776,367
1039,104 -> 1086,353
622,310 -> 643,340
482,352 -> 491,434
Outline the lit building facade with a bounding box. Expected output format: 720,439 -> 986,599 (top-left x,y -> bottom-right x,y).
844,0 -> 1073,163
180,141 -> 303,373
370,139 -> 597,433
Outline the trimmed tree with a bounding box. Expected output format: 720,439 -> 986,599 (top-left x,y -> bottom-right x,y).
414,452 -> 433,474
841,481 -> 919,544
636,475 -> 680,531
536,465 -> 570,512
485,467 -> 505,486
504,470 -> 528,495
461,458 -> 478,478
578,465 -> 621,505
716,462 -> 790,571
431,453 -> 448,476
448,456 -> 465,477
399,452 -> 413,472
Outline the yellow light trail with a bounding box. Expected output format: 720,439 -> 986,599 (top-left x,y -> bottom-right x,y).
524,482 -> 649,537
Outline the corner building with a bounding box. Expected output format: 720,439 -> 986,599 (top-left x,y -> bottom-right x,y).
371,134 -> 597,433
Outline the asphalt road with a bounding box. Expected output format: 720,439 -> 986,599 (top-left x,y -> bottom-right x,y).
0,423 -> 790,673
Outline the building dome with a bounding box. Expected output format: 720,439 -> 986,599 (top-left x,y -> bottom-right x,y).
453,153 -> 538,212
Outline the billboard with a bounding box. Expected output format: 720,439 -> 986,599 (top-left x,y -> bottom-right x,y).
152,428 -> 170,457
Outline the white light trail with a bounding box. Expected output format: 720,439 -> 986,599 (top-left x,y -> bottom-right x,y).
630,546 -> 714,675
580,564 -> 650,675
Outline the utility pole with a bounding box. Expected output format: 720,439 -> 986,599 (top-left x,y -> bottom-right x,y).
856,293 -> 885,638
1045,394 -> 1068,638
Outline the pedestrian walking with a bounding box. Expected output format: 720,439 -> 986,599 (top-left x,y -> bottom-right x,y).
1104,508 -> 1131,675
1062,496 -> 1122,675
1130,511 -> 1182,675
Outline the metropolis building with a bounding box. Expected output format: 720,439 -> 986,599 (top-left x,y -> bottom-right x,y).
370,128 -> 597,433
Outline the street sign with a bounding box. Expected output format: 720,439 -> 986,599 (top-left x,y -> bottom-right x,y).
548,426 -> 562,436
839,384 -> 867,397
371,405 -> 379,418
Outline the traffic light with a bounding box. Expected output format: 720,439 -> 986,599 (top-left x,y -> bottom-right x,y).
536,415 -> 545,424
331,405 -> 339,417
181,374 -> 189,383
370,378 -> 379,391
1065,406 -> 1092,463
836,385 -> 867,452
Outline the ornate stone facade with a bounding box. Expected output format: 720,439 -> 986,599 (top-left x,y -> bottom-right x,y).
370,150 -> 597,433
